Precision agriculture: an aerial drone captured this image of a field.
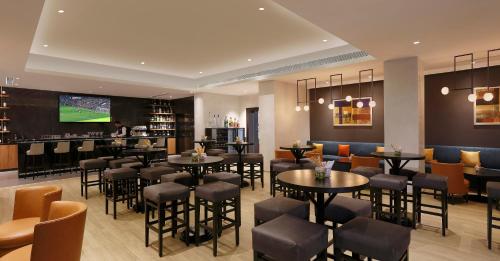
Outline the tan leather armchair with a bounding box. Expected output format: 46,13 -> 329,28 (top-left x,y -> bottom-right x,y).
0,186 -> 62,256
1,201 -> 87,261
432,162 -> 469,198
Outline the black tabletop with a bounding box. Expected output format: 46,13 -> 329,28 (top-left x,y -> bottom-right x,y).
277,169 -> 369,193
96,144 -> 129,149
193,140 -> 216,143
168,156 -> 223,166
226,142 -> 253,146
280,145 -> 315,150
124,148 -> 166,154
371,152 -> 425,160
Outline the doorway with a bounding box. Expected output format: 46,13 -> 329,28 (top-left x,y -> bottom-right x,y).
246,107 -> 259,153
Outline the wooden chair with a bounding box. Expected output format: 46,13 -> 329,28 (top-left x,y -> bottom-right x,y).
432,162 -> 469,202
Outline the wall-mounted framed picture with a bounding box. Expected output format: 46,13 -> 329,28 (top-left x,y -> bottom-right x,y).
474,87 -> 500,125
333,97 -> 372,126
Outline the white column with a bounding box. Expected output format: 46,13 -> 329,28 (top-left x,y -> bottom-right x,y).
383,57 -> 425,171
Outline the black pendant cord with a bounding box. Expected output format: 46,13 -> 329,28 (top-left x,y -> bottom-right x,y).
487,48 -> 500,92
452,53 -> 474,93
296,80 -> 300,106
358,70 -> 362,101
329,74 -> 343,103
305,80 -> 308,106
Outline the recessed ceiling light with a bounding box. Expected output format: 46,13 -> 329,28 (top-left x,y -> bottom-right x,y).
140,61 -> 145,65
57,10 -> 65,14
322,39 -> 328,42
15,77 -> 20,80
325,81 -> 329,84
169,95 -> 173,99
42,44 -> 48,48
98,86 -> 103,89
199,71 -> 203,74
247,58 -> 252,62
258,7 -> 265,11
413,41 -> 421,45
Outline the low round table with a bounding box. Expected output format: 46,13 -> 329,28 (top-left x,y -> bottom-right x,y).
371,152 -> 425,176
280,145 -> 315,164
123,148 -> 166,167
277,169 -> 369,259
193,139 -> 216,150
168,156 -> 224,186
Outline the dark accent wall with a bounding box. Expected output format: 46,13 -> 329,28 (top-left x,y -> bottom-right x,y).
425,65 -> 500,147
4,87 -> 193,140
309,81 -> 384,142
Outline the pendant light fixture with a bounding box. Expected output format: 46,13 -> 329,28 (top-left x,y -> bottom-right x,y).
295,78 -> 316,112
441,53 -> 476,102
356,69 -> 376,108
484,48 -> 500,102
328,74 -> 343,110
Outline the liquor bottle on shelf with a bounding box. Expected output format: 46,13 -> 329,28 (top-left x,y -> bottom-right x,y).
224,116 -> 228,128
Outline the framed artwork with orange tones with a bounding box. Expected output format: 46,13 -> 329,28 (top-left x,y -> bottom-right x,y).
474,87 -> 500,125
333,97 -> 372,126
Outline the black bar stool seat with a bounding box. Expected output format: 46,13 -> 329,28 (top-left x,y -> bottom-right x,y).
203,172 -> 241,186
334,216 -> 410,261
487,181 -> 500,249
254,196 -> 309,226
325,196 -> 371,225
252,214 -> 328,261
109,158 -> 137,169
351,166 -> 383,179
104,167 -> 138,219
412,173 -> 449,236
79,159 -> 107,199
144,182 -> 190,257
243,153 -> 264,190
161,172 -> 194,187
370,174 -> 408,225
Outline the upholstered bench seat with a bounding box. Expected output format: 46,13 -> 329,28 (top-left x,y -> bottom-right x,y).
252,214 -> 328,261
254,197 -> 309,224
0,217 -> 39,250
334,216 -> 411,261
325,196 -> 371,224
204,172 -> 241,186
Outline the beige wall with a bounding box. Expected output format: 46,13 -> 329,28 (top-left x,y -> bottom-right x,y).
384,57 -> 425,171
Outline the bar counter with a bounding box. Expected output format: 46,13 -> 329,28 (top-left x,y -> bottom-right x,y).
5,136 -> 174,177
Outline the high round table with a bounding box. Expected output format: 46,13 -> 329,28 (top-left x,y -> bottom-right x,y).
96,144 -> 129,159
279,145 -> 315,164
226,142 -> 253,187
193,139 -> 216,150
123,148 -> 166,167
277,169 -> 369,259
168,156 -> 223,185
371,152 -> 425,176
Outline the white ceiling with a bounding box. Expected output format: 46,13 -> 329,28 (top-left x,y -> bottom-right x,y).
3,0 -> 500,98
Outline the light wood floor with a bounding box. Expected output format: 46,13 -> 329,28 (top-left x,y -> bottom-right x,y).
1,172 -> 500,261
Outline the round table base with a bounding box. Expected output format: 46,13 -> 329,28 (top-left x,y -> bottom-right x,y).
180,227 -> 213,244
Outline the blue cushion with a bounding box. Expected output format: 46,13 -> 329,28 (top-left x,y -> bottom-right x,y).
427,145 -> 500,170
309,140 -> 384,158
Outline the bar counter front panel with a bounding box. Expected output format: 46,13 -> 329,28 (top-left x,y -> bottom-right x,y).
12,136 -> 172,177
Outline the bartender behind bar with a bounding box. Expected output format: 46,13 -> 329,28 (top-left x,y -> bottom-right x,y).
113,120 -> 131,137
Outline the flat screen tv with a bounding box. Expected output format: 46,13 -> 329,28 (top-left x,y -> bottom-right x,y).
59,95 -> 111,122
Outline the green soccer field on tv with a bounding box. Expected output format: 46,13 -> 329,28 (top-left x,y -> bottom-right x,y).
59,95 -> 111,123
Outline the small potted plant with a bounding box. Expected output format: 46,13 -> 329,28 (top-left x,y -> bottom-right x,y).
192,147 -> 206,162
235,136 -> 242,144
292,140 -> 301,148
391,144 -> 402,156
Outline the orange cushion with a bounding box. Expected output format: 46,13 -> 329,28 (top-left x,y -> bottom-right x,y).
0,217 -> 39,250
460,150 -> 480,167
274,150 -> 294,160
424,148 -> 434,163
338,144 -> 350,157
0,244 -> 32,260
375,146 -> 384,153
